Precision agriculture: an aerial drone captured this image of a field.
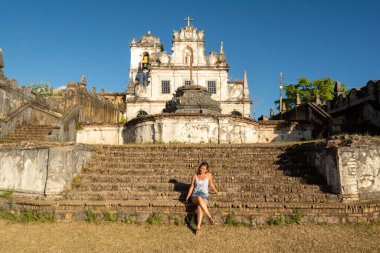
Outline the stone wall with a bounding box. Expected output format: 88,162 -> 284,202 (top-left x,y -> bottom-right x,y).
48,85 -> 121,124
258,121 -> 312,142
0,74 -> 122,142
336,140 -> 380,201
294,136 -> 380,202
76,124 -> 123,145
0,143 -> 94,196
326,80 -> 380,135
75,115 -> 312,144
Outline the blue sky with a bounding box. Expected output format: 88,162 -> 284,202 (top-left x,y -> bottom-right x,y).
1,0 -> 379,118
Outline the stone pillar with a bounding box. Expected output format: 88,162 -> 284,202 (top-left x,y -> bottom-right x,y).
315,94 -> 321,105
334,81 -> 343,98
296,94 -> 301,106
0,48 -> 4,68
0,48 -> 4,78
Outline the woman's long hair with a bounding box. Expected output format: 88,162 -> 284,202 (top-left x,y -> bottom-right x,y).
197,161 -> 210,175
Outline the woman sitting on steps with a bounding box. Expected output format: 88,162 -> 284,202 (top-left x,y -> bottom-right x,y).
185,162 -> 219,235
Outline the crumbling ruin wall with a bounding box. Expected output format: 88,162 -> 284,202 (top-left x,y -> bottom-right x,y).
0,76 -> 121,142
0,143 -> 94,196
296,136 -> 380,202
258,121 -> 312,142
48,85 -> 121,124
0,79 -> 34,119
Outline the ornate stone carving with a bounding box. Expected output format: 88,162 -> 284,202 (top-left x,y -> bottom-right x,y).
208,52 -> 218,65
164,85 -> 221,114
159,52 -> 169,64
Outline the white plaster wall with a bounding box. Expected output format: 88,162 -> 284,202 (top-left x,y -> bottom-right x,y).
125,115 -> 261,144
258,123 -> 312,143
338,145 -> 380,202
0,144 -> 94,196
76,125 -> 123,145
0,148 -> 47,194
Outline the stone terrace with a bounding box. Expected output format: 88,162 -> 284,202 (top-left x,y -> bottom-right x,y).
2,144 -> 380,224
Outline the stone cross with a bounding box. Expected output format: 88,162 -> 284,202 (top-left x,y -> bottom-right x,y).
184,16 -> 194,27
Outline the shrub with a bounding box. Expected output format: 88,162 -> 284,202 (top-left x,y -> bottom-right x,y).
294,209 -> 302,224
269,216 -> 282,225
148,213 -> 163,225
71,175 -> 83,188
225,214 -> 238,226
124,215 -> 136,224
0,210 -> 56,223
104,212 -> 119,222
86,210 -> 97,223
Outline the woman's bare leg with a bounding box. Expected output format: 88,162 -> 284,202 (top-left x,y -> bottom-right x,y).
195,196 -> 212,219
196,205 -> 203,233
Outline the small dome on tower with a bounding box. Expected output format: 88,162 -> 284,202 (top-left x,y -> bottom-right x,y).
139,31 -> 160,44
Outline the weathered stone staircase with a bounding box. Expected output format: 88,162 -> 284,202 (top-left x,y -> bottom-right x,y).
0,125 -> 53,143
4,144 -> 380,224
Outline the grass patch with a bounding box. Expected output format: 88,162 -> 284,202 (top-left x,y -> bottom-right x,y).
175,219 -> 186,226
75,122 -> 83,131
148,213 -> 163,225
269,216 -> 282,226
225,214 -> 238,226
0,210 -> 55,223
71,175 -> 83,189
0,189 -> 14,201
104,212 -> 119,222
124,215 -> 136,224
86,210 -> 97,223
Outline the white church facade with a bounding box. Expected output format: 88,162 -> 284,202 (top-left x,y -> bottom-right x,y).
125,18 -> 252,119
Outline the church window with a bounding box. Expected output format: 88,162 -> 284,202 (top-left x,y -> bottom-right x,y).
184,80 -> 191,86
137,110 -> 148,117
207,81 -> 216,94
231,110 -> 242,116
161,80 -> 171,94
142,52 -> 149,69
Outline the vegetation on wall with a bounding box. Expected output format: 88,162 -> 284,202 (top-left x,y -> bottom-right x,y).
29,82 -> 54,97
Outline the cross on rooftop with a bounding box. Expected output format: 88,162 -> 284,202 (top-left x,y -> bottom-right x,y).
184,16 -> 194,27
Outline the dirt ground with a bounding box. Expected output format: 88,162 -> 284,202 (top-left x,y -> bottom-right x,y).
0,220 -> 379,253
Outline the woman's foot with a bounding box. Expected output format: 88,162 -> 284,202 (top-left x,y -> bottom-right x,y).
196,228 -> 201,236
208,217 -> 215,225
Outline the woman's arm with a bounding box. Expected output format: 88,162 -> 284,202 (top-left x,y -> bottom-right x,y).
208,173 -> 218,194
185,174 -> 196,202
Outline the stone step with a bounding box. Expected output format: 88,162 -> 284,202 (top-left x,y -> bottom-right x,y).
81,171 -> 318,181
65,190 -> 339,203
73,177 -> 327,191
79,172 -> 322,184
1,124 -> 53,143
94,157 -> 286,164
7,197 -> 379,224
95,151 -> 292,158
85,160 -> 303,169
69,182 -> 328,194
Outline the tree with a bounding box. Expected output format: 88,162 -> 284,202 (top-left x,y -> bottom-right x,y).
29,82 -> 54,97
275,77 -> 346,110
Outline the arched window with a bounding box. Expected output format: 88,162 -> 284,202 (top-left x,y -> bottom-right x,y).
136,110 -> 148,118
231,110 -> 242,116
142,52 -> 149,69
